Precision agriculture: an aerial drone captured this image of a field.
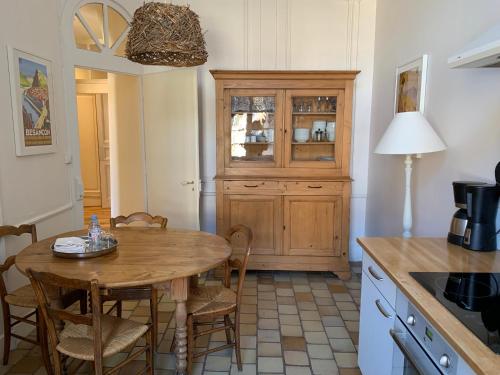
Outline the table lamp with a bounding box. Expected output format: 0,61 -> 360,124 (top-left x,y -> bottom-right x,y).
374,111 -> 446,238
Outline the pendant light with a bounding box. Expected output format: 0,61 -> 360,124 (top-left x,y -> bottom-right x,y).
126,2 -> 208,67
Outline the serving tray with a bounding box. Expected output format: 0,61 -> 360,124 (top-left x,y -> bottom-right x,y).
51,236 -> 118,259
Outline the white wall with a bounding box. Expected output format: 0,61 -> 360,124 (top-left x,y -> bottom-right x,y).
366,0 -> 500,238
0,0 -> 75,340
174,0 -> 377,260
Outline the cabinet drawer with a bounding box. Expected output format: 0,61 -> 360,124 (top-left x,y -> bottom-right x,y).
223,180 -> 283,194
284,181 -> 343,195
362,251 -> 396,309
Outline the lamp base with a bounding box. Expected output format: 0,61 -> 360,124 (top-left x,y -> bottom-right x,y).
402,155 -> 413,238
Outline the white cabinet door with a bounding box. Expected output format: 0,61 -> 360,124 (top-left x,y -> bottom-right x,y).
358,271 -> 396,375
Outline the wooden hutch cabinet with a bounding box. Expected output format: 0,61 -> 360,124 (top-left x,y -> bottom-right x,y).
211,71 -> 359,280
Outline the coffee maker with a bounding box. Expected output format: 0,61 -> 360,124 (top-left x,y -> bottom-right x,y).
447,181 -> 485,246
462,162 -> 500,251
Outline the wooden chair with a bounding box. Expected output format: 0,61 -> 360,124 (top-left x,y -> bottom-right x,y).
110,212 -> 168,228
27,268 -> 154,375
103,212 -> 168,350
174,224 -> 253,373
0,224 -> 52,372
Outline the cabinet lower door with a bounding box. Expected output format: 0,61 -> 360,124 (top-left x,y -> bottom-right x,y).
223,194 -> 282,255
283,195 -> 341,256
358,271 -> 396,375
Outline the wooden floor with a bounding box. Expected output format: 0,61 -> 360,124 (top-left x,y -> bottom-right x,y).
83,206 -> 111,227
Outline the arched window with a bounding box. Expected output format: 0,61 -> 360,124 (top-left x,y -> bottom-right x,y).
72,1 -> 130,58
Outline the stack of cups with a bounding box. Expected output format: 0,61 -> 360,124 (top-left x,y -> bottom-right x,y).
327,121 -> 336,141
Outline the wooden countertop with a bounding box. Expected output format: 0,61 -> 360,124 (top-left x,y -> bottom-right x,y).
357,237 -> 500,375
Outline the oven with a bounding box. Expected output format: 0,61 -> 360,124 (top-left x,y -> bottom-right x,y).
391,318 -> 444,374
392,290 -> 459,375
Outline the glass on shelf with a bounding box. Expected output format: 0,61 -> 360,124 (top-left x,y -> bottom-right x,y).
231,95 -> 275,162
290,95 -> 337,162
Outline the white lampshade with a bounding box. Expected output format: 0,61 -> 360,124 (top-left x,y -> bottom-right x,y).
374,112 -> 446,155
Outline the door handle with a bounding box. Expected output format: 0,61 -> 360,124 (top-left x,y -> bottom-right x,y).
181,180 -> 195,185
390,330 -> 426,375
368,266 -> 383,281
375,299 -> 392,319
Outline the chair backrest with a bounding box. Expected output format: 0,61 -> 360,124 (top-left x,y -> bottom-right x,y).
26,269 -> 104,361
0,224 -> 37,298
110,212 -> 168,228
224,224 -> 253,308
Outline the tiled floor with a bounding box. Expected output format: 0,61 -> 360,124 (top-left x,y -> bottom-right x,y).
1,266 -> 362,375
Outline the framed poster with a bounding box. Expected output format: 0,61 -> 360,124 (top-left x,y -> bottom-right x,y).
394,54 -> 428,114
7,47 -> 57,156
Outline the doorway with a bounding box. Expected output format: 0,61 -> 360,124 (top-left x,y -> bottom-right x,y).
75,67 -> 145,227
63,0 -> 201,231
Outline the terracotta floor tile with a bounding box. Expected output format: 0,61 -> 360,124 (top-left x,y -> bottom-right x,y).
328,284 -> 348,293
240,313 -> 258,324
339,368 -> 362,375
281,336 -> 307,351
295,292 -> 314,302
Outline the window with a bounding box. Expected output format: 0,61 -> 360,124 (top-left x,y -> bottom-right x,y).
72,2 -> 130,57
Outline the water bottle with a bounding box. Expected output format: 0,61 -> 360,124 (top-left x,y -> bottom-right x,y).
88,214 -> 101,247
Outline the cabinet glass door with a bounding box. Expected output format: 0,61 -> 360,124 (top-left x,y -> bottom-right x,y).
226,89 -> 282,167
285,90 -> 343,168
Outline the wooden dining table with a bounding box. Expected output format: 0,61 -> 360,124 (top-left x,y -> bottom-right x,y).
15,227 -> 232,375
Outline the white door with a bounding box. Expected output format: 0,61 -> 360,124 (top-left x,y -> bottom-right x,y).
142,69 -> 200,230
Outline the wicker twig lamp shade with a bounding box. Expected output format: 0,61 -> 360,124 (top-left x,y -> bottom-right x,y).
126,2 -> 208,67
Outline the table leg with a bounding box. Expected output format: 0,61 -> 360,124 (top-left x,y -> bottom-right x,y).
171,277 -> 189,375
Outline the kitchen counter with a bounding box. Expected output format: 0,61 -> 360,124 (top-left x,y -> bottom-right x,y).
357,237 -> 500,375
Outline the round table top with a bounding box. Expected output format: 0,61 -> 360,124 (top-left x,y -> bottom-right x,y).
16,227 -> 232,288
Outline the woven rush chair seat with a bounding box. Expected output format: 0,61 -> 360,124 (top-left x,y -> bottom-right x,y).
4,284 -> 38,308
27,269 -> 154,375
187,285 -> 236,316
58,314 -> 148,361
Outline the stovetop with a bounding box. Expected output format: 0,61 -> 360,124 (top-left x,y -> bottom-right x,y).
410,272 -> 500,354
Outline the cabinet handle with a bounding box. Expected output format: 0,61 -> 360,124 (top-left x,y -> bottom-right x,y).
375,299 -> 392,319
368,266 -> 383,281
307,185 -> 323,189
243,184 -> 259,188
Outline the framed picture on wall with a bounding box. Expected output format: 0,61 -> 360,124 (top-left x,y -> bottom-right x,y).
7,46 -> 57,156
394,54 -> 428,114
